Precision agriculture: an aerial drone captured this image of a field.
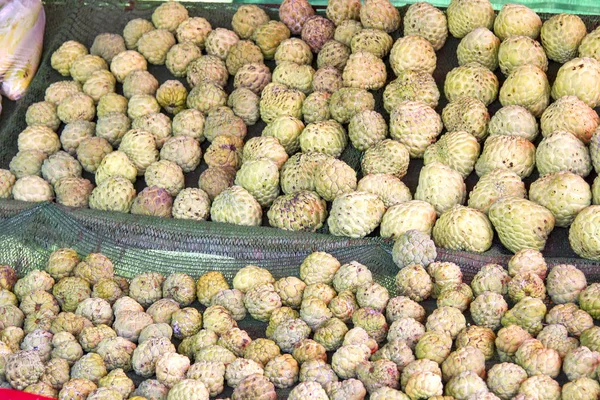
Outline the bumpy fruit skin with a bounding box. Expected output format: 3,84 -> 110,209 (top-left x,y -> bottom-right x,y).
496,325 -> 531,362
317,40 -> 351,71
313,158 -> 356,201
457,27 -> 500,71
242,136 -> 288,168
342,51 -> 387,90
51,40 -> 89,76
166,43 -> 201,78
404,371 -> 444,399
424,130 -> 480,178
414,162 -> 466,216
570,205 -> 600,260
231,373 -> 277,400
301,16 -> 335,53
275,38 -> 313,68
350,29 -> 393,59
252,21 -> 291,60
226,40 -> 264,77
41,151 -> 81,184
262,116 -> 305,155
447,0 -> 495,39
234,63 -> 271,96
536,130 -> 592,177
357,174 -> 411,208
186,81 -> 228,115
444,62 -> 499,107
390,36 -> 437,76
235,159 -> 280,207
500,65 -> 550,117
475,135 -> 536,178
404,2 -> 447,51
580,26 -> 600,60
155,80 -> 188,115
551,57 -> 600,108
384,70 -> 440,111
9,150 -> 46,178
259,82 -> 305,124
498,35 -> 548,77
495,3 -> 542,39
232,5 -> 269,40
433,205 -> 493,253
541,13 -> 587,63
443,97 -> 490,141
541,96 -> 599,144
392,230 -> 436,270
360,0 -> 400,33
327,191 -> 386,238
488,105 -> 539,142
380,200 -> 437,239
12,175 -> 54,202
334,19 -> 362,46
268,190 -> 328,232
563,377 -> 600,400
489,197 -> 555,253
390,101 -> 443,158
228,88 -> 260,126
110,50 -> 148,83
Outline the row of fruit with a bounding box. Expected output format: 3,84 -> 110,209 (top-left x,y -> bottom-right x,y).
1,0 -> 600,260
1,234 -> 600,399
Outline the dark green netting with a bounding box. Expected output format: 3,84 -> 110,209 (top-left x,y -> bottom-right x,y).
0,2 -> 599,396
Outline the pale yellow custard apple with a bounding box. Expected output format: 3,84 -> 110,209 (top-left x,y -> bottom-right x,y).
384,70 -> 440,111
424,131 -> 480,178
475,135 -> 536,178
415,162 -> 466,215
551,57 -> 600,108
360,0 -> 400,33
89,176 -> 136,213
328,191 -> 385,238
569,205 -> 600,260
446,0 -> 495,39
499,65 -> 550,117
433,205 -> 494,253
536,130 -> 592,177
389,101 -> 443,158
467,168 -> 526,214
498,35 -> 548,76
390,36 -> 437,75
541,95 -> 599,144
350,29 -> 393,59
211,185 -> 262,226
541,13 -> 587,63
494,3 -> 541,41
488,104 -> 539,141
404,2 -> 448,51
342,51 -> 387,90
357,174 -> 411,208
380,200 -> 437,238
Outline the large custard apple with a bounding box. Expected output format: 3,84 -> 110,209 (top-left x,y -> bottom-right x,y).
187,82 -> 228,115
280,152 -> 330,194
569,205 -> 600,260
328,191 -> 385,238
356,174 -> 412,208
242,136 -> 288,168
467,168 -> 526,214
498,35 -> 548,76
403,2 -> 448,51
275,38 -> 313,66
359,0 -> 400,33
432,205 -> 494,253
205,28 -> 240,61
499,65 -> 550,117
424,131 -> 480,178
329,87 -> 375,124
172,188 -> 211,221
267,191 -> 327,232
234,63 -> 272,95
12,176 -> 54,203
384,70 -> 440,111
446,0 -> 495,39
259,82 -> 305,123
390,36 -> 437,75
494,3 -> 542,41
317,39 -> 351,71
414,162 -> 466,215
380,200 -> 438,238
89,177 -> 136,213
489,197 -> 555,253
232,5 -> 270,39
441,97 -> 490,142
361,139 -> 410,178
488,105 -> 539,141
235,159 -> 280,207
210,186 -> 262,226
313,158 -> 357,201
348,110 -> 387,151
389,101 -> 443,158
326,0 -> 360,26
350,29 -> 393,59
540,95 -> 599,144
444,62 -> 499,106
456,27 -> 500,71
334,20 -> 363,47
272,61 -> 314,94
529,171 -> 592,227
541,13 -> 587,63
299,120 -> 347,158
252,21 -> 291,60
475,135 -> 536,178
551,57 -> 600,108
536,130 -> 592,177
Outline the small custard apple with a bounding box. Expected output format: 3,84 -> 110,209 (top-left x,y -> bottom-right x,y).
404,2 -> 448,51
76,137 -> 113,173
234,63 -> 272,95
57,92 -> 96,124
69,54 -> 109,84
51,40 -> 88,76
350,29 -> 393,59
278,0 -> 315,37
152,1 -> 188,33
348,110 -> 387,151
203,106 -> 246,142
228,88 -> 260,126
360,139 -> 410,179
126,94 -> 160,121
389,100 -> 443,158
44,80 -> 82,106
110,50 -> 147,83
205,27 -> 240,61
165,43 -> 201,78
156,80 -> 188,116
211,186 -> 262,226
268,191 -> 328,232
551,57 -> 600,108
41,151 -> 82,185
272,61 -> 314,94
384,70 -> 440,111
541,13 -> 587,63
326,0 -> 360,26
187,55 -> 228,89
89,176 -> 136,213
317,40 -> 351,71
172,109 -> 205,141
580,26 -> 600,61
226,40 -> 264,76
144,160 -> 184,197
499,65 -> 550,117
97,93 -> 128,118
390,36 -> 437,75
529,171 -> 592,227
299,119 -> 347,158
259,82 -> 305,124
160,136 -> 202,173
301,15 -> 335,53
186,82 -> 228,115
494,3 -> 542,41
498,35 -> 548,76
457,27 -> 500,71
569,205 -> 600,260
95,151 -> 137,185
176,17 -> 212,49
12,176 -> 54,203
328,191 -> 386,238
442,97 -> 490,142
313,158 -> 357,201
235,159 -> 280,207
467,168 -> 526,214
0,169 -> 15,199
242,136 -> 288,168
82,70 -> 116,103
262,116 -> 305,154
541,95 -> 599,144
433,205 -> 494,253
475,135 -> 536,178
392,229 -> 437,269
275,38 -> 313,67
232,5 -> 270,39
122,18 -> 155,49
356,174 -> 411,208
26,101 -> 60,131
360,0 -> 400,33
334,20 -> 363,47
95,112 -> 131,147
204,135 -> 244,170
536,130 -> 592,177
312,66 -> 343,93
424,131 -> 480,178
414,162 -> 466,215
130,186 -> 173,218
489,197 -> 555,253
9,150 -> 46,178
444,62 -> 499,106
252,21 -> 291,60
54,177 -> 94,208
488,105 -> 539,141
446,0 -> 495,39
132,112 -> 171,149
342,51 -> 387,90
329,87 -> 375,125
279,152 -> 330,194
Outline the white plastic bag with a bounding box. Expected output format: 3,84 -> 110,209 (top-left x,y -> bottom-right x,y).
0,0 -> 45,101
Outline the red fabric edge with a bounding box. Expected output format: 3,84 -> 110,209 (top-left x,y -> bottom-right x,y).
0,389 -> 55,400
